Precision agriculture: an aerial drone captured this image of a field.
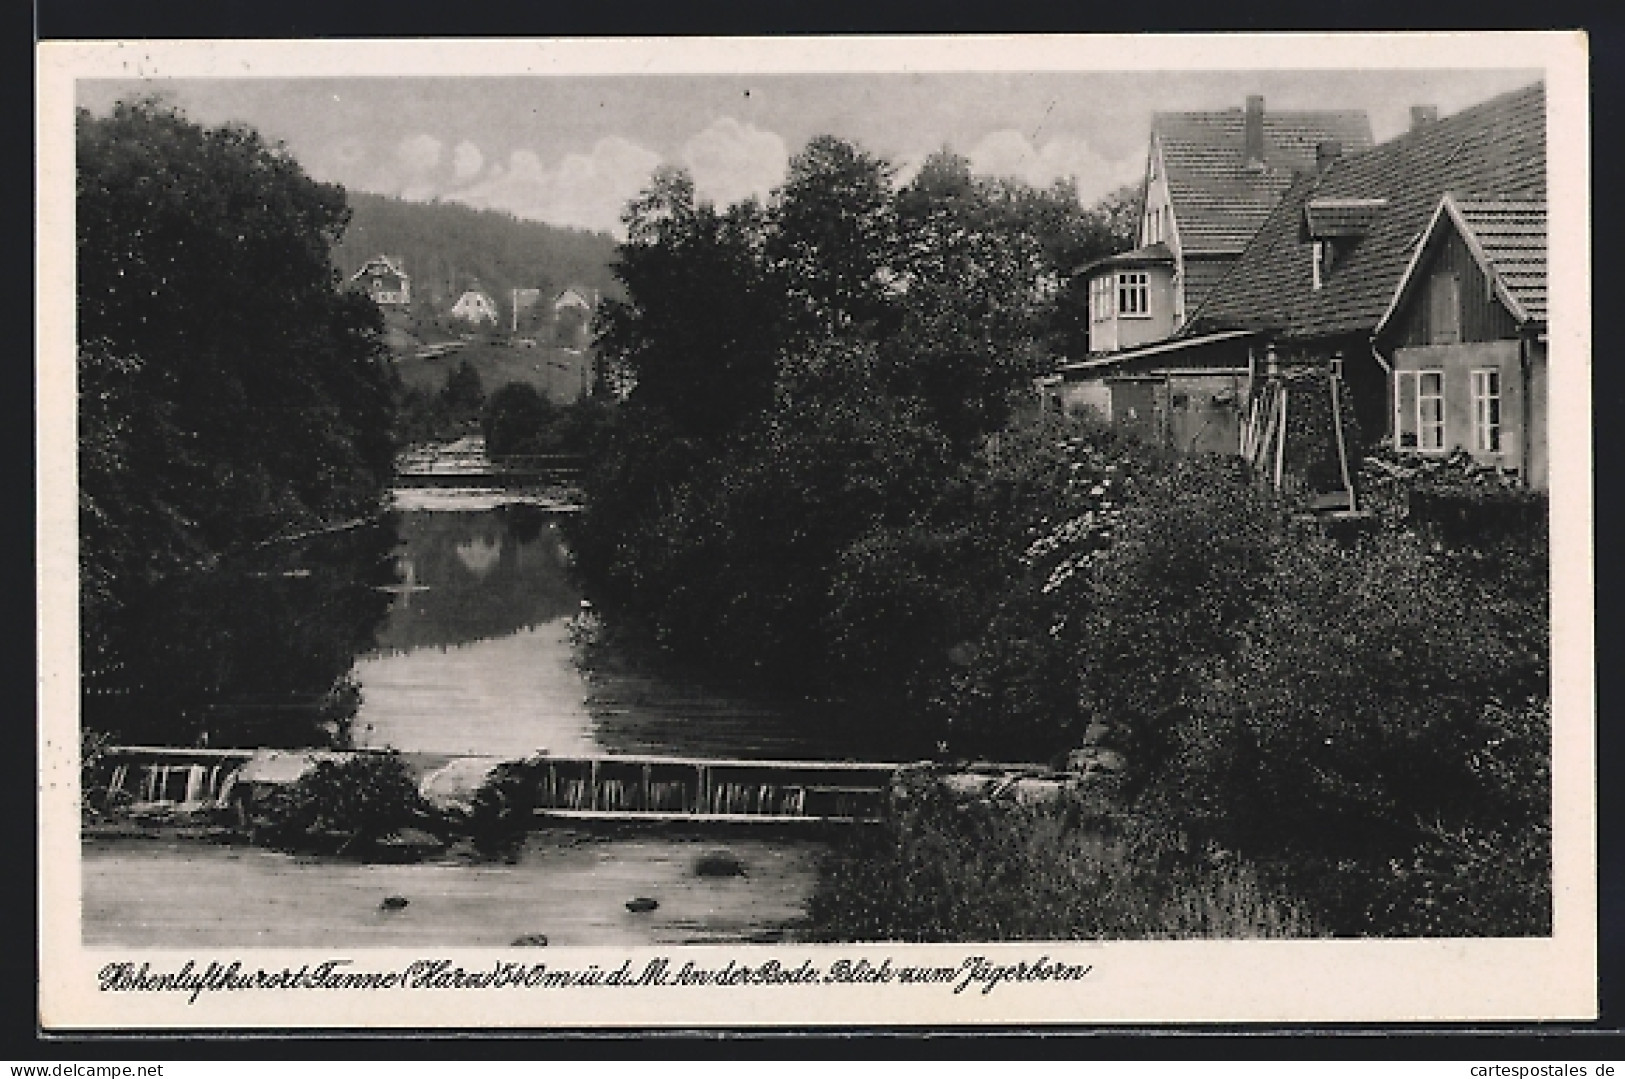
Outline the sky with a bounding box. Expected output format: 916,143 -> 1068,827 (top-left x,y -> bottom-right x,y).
75,69 -> 1539,237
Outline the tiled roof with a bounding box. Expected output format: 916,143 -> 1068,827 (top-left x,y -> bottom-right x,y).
351,254 -> 406,280
1080,241 -> 1174,275
1181,255 -> 1235,317
1156,108 -> 1373,256
1188,82 -> 1545,341
1456,200 -> 1547,322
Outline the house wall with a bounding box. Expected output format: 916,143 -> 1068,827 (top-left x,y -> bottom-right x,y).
1088,264 -> 1177,354
1063,370 -> 1245,455
1164,372 -> 1246,455
1391,339 -> 1534,480
1140,142 -> 1179,257
1389,227 -> 1520,347
1059,378 -> 1112,419
1527,340 -> 1547,490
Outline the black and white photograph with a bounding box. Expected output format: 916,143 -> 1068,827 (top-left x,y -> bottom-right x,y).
36,33 -> 1593,1029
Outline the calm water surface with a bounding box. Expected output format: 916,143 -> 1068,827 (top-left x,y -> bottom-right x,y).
85,488 -> 872,947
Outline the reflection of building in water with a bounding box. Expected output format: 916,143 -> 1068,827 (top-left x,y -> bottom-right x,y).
455,535 -> 502,577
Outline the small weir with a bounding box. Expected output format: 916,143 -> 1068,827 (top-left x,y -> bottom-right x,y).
528,755 -> 895,823
96,746 -> 899,825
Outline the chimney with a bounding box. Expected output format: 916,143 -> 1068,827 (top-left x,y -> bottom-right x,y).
1410,105 -> 1439,131
1315,140 -> 1343,172
1244,95 -> 1266,168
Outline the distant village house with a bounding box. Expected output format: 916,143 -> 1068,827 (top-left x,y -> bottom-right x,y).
349,255 -> 411,307
450,286 -> 500,326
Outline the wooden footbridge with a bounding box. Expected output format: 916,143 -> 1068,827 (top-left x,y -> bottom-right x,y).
95,746 -> 901,825
395,441 -> 582,488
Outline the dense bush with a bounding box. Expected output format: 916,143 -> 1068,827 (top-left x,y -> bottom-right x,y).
257,752 -> 430,855
806,778 -> 1317,942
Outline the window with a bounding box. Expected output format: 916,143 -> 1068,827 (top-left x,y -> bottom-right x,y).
1089,274 -> 1114,322
1428,272 -> 1461,345
1118,272 -> 1150,317
1471,369 -> 1502,453
1395,369 -> 1446,452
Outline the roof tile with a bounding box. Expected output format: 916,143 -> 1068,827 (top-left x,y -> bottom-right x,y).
1188,82 -> 1545,340
1156,109 -> 1374,255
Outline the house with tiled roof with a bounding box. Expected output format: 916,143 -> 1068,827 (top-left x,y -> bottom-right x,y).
450,285 -> 500,326
1141,96 -> 1374,326
1079,96 -> 1376,358
1055,97 -> 1375,454
349,255 -> 411,307
1373,196 -> 1548,486
1188,80 -> 1547,486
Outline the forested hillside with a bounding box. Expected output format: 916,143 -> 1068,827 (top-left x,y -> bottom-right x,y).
332,192 -> 621,324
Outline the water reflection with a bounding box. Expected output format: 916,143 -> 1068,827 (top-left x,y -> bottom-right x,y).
353,503 -> 887,762
372,505 -> 577,656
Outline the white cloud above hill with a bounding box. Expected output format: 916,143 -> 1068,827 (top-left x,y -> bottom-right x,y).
447,137 -> 662,233
683,118 -> 788,209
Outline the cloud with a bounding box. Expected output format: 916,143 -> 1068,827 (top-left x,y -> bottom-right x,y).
396,133 -> 443,176
681,118 -> 787,208
448,137 -> 662,234
452,141 -> 485,182
966,130 -> 1140,201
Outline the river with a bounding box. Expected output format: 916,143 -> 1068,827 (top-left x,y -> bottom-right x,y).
83,477 -> 877,947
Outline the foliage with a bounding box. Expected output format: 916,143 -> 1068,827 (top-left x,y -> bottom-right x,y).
598,168 -> 784,444
78,99 -> 399,745
466,759 -> 546,857
258,752 -> 429,853
577,128 -> 1550,938
806,777 -> 1317,942
1001,444 -> 1552,935
438,359 -> 485,423
579,134 -> 1134,719
482,382 -> 557,457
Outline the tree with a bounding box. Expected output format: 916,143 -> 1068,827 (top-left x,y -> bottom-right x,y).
483,381 -> 557,458
438,359 -> 486,423
596,166 -> 784,444
767,136 -> 899,337
78,99 -> 398,741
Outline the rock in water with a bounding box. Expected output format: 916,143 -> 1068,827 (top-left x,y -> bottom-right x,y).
694,849 -> 746,878
625,897 -> 659,913
511,934 -> 549,947
380,896 -> 409,911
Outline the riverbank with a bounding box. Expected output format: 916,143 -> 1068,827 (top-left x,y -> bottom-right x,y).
83,826 -> 828,948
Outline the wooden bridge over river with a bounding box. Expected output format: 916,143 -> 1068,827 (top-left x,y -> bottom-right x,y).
395,439 -> 582,488
96,745 -> 901,826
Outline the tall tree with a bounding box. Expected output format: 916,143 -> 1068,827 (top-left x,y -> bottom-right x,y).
78,99 -> 398,740
767,136 -> 899,338
596,165 -> 783,444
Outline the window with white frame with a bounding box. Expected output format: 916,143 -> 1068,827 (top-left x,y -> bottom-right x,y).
1395,369 -> 1446,452
1117,271 -> 1150,317
1471,368 -> 1502,453
1089,274 -> 1114,322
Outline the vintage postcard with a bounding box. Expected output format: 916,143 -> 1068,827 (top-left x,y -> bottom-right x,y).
37,32 -> 1594,1030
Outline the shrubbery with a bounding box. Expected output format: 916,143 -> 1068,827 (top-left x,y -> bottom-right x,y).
806,777 -> 1317,942
257,751 -> 430,856
573,131 -> 1551,938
